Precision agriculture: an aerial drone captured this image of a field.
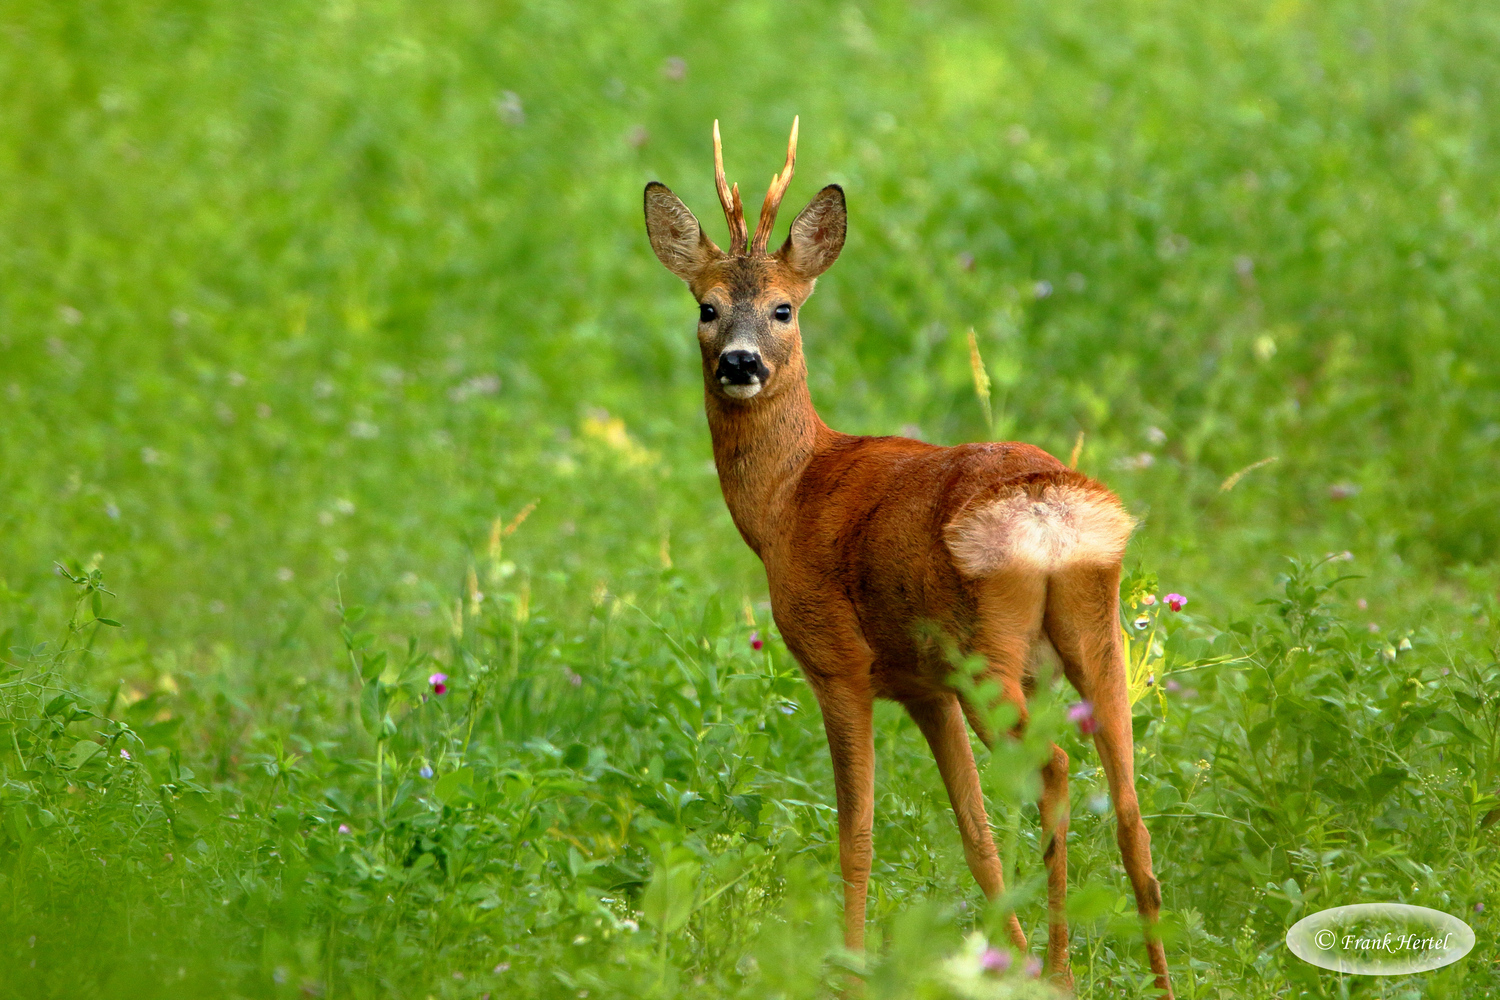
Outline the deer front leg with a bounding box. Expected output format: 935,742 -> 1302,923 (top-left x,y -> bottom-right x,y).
817,680 -> 876,955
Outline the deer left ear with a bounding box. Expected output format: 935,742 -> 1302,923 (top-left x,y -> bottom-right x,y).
644,182 -> 722,283
778,184 -> 846,279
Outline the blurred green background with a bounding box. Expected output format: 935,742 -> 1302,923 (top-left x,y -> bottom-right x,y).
7,0 -> 1500,639
2,1 -> 1498,997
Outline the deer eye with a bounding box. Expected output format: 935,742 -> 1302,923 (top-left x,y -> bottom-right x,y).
774,304 -> 792,322
699,303 -> 717,323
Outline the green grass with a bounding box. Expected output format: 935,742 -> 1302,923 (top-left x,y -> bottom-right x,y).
3,0 -> 1500,996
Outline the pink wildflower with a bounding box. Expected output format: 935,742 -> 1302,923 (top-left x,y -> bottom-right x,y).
980,947 -> 1011,974
338,823 -> 351,835
429,672 -> 448,695
1164,593 -> 1187,612
750,630 -> 763,651
1068,701 -> 1098,735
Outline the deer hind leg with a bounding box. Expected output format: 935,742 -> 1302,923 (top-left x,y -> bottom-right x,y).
905,693 -> 1026,951
954,571 -> 1053,949
1046,563 -> 1173,999
1039,742 -> 1072,986
969,571 -> 1077,976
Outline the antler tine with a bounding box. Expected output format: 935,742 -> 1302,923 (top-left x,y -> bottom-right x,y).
713,120 -> 749,255
750,115 -> 799,256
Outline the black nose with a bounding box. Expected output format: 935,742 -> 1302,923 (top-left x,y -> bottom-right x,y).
716,349 -> 769,385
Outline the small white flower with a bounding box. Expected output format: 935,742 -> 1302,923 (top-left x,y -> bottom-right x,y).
496,90 -> 525,126
449,374 -> 501,403
1114,452 -> 1155,471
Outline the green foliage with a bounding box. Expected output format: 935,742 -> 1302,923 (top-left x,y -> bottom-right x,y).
2,0 -> 1499,997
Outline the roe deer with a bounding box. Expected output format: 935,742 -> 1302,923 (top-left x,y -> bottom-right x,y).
642,118 -> 1172,997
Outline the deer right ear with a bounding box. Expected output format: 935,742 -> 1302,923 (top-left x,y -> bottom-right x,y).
644,182 -> 721,283
779,184 -> 846,279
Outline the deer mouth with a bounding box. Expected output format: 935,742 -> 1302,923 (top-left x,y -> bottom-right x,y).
720,380 -> 763,399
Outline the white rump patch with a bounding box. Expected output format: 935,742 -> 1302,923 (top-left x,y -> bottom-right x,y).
943,484 -> 1136,578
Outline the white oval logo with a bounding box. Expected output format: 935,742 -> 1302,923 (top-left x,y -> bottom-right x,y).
1286,903 -> 1475,975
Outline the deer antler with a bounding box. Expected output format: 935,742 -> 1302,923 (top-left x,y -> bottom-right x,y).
750,115 -> 798,256
713,120 -> 749,256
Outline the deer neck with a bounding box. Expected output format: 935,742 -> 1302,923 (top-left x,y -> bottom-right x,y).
705,352 -> 829,557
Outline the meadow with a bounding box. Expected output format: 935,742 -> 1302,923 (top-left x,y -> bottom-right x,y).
2,0 -> 1499,996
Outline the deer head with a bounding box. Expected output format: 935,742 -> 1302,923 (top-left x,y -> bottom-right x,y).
644,118 -> 846,401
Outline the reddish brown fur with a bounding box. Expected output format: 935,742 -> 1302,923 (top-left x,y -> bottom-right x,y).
644,123 -> 1173,997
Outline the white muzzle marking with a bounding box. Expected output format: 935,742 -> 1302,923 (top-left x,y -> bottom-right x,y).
720,379 -> 762,399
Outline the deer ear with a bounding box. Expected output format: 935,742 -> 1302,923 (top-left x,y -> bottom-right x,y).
644,182 -> 721,282
779,184 -> 846,279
